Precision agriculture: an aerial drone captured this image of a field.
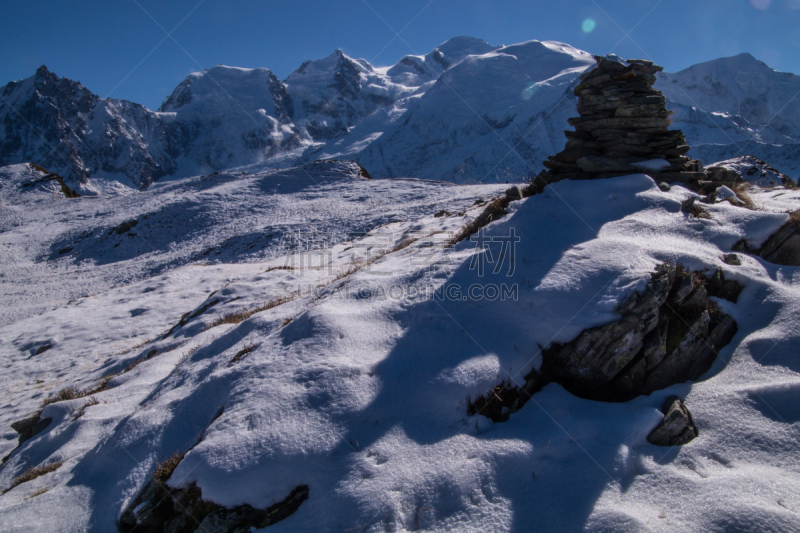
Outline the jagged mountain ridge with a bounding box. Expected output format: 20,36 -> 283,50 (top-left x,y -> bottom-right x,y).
2,39 -> 800,191
0,66 -> 177,192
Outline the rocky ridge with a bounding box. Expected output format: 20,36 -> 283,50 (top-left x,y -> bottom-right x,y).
706,155 -> 797,188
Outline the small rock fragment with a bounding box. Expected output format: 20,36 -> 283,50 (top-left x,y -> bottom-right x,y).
723,253 -> 741,266
505,186 -> 523,200
647,395 -> 698,446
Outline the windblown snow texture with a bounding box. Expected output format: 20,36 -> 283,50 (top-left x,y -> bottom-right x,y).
1,159 -> 799,531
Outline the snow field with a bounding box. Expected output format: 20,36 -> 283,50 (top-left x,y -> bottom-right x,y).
0,168 -> 799,531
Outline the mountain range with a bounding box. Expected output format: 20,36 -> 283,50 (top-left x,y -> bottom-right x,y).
2,36 -> 799,192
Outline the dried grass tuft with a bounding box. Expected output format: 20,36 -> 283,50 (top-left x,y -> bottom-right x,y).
152,452 -> 185,485
732,181 -> 757,210
229,341 -> 257,365
206,294 -> 296,329
40,386 -> 82,407
3,461 -> 64,494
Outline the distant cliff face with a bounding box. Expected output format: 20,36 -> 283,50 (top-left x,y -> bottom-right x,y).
2,40 -> 799,192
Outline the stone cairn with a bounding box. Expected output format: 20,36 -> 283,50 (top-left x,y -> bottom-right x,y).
534,55 -> 705,187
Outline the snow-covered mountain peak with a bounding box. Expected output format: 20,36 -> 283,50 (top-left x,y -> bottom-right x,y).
286,49 -> 369,88
385,36 -> 498,88
7,64 -> 98,114
284,48 -> 416,141
352,39 -> 596,182
158,65 -> 290,122
659,52 -> 800,128
688,52 -> 770,74
655,51 -> 800,172
434,35 -> 496,56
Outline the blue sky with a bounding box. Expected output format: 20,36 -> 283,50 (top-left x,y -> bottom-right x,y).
1,0 -> 799,110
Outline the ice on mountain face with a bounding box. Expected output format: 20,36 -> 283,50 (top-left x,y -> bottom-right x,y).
284,49 -> 421,143
156,65 -> 306,176
386,36 -> 498,88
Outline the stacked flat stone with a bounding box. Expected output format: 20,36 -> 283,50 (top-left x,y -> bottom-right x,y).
539,55 -> 704,183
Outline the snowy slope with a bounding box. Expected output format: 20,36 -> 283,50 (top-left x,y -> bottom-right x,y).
1,161 -> 799,531
0,160 -> 505,325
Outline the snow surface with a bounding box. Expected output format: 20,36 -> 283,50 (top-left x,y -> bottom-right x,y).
2,162 -> 800,531
715,185 -> 737,202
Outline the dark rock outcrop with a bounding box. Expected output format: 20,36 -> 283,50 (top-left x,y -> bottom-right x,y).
757,212 -> 800,266
9,413 -> 52,448
542,263 -> 737,401
2,412 -> 52,466
647,395 -> 698,446
734,211 -> 800,266
467,263 -> 739,421
119,478 -> 308,533
505,185 -> 523,200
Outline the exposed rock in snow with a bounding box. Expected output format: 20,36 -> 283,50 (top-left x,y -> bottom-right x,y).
119,477 -> 308,532
541,263 -> 738,402
467,262 -> 740,417
646,395 -> 698,446
15,163 -> 79,198
753,211 -> 800,266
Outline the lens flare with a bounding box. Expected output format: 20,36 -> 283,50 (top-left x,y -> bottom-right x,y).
582,18 -> 596,33
521,82 -> 541,101
750,0 -> 771,9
